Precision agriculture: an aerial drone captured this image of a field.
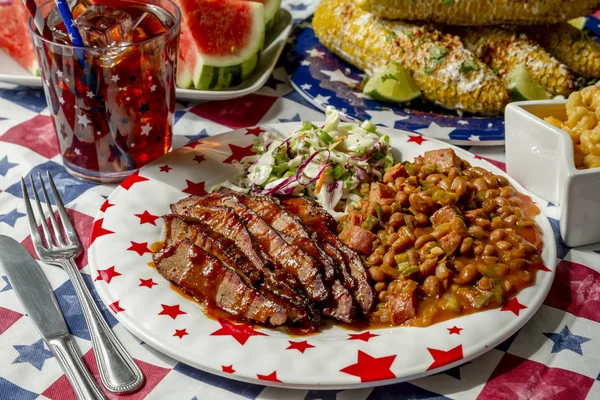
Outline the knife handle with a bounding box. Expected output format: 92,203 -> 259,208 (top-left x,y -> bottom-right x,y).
48,335 -> 105,400
61,258 -> 145,393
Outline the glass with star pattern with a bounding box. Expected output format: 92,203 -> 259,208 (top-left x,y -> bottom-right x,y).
30,0 -> 180,183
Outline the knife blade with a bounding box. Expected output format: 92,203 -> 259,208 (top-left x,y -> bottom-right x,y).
0,235 -> 105,400
0,235 -> 69,339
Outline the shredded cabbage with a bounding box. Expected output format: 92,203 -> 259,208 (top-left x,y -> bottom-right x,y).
233,106 -> 395,218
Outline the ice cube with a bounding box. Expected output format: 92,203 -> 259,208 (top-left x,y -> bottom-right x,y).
75,5 -> 133,48
46,0 -> 91,45
131,10 -> 167,42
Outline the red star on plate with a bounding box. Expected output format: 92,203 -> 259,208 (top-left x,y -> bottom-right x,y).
427,345 -> 463,370
340,350 -> 396,383
407,135 -> 426,145
186,141 -> 204,149
223,144 -> 254,164
120,170 -> 149,190
347,331 -> 379,342
182,180 -> 207,196
245,127 -> 264,136
99,199 -> 114,213
286,340 -> 315,353
109,300 -> 125,313
135,210 -> 159,226
447,326 -> 463,335
94,266 -> 121,284
193,154 -> 206,163
173,328 -> 188,339
159,304 -> 187,319
501,297 -> 527,316
159,164 -> 172,173
89,218 -> 114,245
222,365 -> 235,374
257,371 -> 281,382
532,262 -> 551,272
127,241 -> 152,256
139,278 -> 158,288
210,319 -> 267,345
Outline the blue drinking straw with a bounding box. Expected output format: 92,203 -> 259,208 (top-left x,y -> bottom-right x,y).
54,0 -> 85,46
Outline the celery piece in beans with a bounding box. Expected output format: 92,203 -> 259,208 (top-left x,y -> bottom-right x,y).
362,215 -> 380,231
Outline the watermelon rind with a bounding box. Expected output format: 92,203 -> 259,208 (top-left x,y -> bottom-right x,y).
192,1 -> 265,90
262,0 -> 281,31
176,58 -> 194,89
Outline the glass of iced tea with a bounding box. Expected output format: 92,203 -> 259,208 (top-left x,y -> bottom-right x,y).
30,0 -> 180,183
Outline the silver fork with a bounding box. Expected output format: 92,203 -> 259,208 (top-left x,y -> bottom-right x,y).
22,172 -> 144,394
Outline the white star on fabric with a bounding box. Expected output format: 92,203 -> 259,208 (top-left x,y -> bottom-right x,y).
503,370 -> 568,400
58,96 -> 65,104
300,60 -> 310,66
321,69 -> 359,85
300,84 -> 312,90
140,123 -> 152,136
77,114 -> 91,126
457,120 -> 469,125
572,275 -> 600,304
416,122 -> 456,139
150,84 -> 157,92
74,148 -> 81,155
111,75 -> 120,83
56,70 -> 63,78
86,91 -> 94,98
468,135 -> 480,141
365,110 -> 409,128
488,123 -> 493,128
313,94 -> 330,105
305,48 -> 325,58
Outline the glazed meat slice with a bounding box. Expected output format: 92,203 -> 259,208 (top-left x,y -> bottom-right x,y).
154,239 -> 288,326
163,215 -> 262,285
169,204 -> 320,326
324,280 -> 356,323
163,216 -> 315,327
280,197 -> 375,315
424,149 -> 461,171
229,190 -> 337,282
182,193 -> 329,302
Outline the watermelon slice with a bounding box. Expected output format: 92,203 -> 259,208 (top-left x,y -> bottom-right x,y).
174,0 -> 265,90
0,0 -> 39,75
250,0 -> 280,31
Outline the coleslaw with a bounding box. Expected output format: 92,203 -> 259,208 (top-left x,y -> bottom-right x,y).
220,106 -> 395,219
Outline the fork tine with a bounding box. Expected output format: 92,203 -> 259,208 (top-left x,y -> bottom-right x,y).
47,171 -> 81,247
29,175 -> 55,248
21,178 -> 46,252
38,173 -> 65,246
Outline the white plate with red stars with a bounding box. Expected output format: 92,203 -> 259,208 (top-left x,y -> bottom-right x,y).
88,122 -> 557,389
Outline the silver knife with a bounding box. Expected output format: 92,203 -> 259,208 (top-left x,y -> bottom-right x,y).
0,235 -> 105,400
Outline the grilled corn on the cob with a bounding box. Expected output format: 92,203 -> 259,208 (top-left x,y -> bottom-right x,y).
527,24 -> 600,79
313,0 -> 508,115
457,27 -> 576,96
354,0 -> 599,26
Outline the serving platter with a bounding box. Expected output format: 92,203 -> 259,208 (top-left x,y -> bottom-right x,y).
88,122 -> 556,389
0,9 -> 292,102
285,19 -> 505,146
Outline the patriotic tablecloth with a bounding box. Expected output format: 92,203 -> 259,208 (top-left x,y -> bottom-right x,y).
2,2 -> 600,399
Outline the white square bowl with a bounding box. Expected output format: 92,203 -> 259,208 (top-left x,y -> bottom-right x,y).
505,101 -> 600,247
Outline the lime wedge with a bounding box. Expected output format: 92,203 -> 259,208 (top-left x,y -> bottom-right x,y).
507,64 -> 550,101
363,62 -> 421,103
568,17 -> 587,30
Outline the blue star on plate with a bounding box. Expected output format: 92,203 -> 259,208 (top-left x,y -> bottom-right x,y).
12,339 -> 54,371
0,208 -> 26,228
278,113 -> 301,123
289,3 -> 308,11
1,276 -> 11,292
0,156 -> 18,176
184,129 -> 209,144
138,103 -> 150,114
544,325 -> 591,355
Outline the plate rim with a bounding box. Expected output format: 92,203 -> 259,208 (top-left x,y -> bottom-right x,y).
88,122 -> 557,389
